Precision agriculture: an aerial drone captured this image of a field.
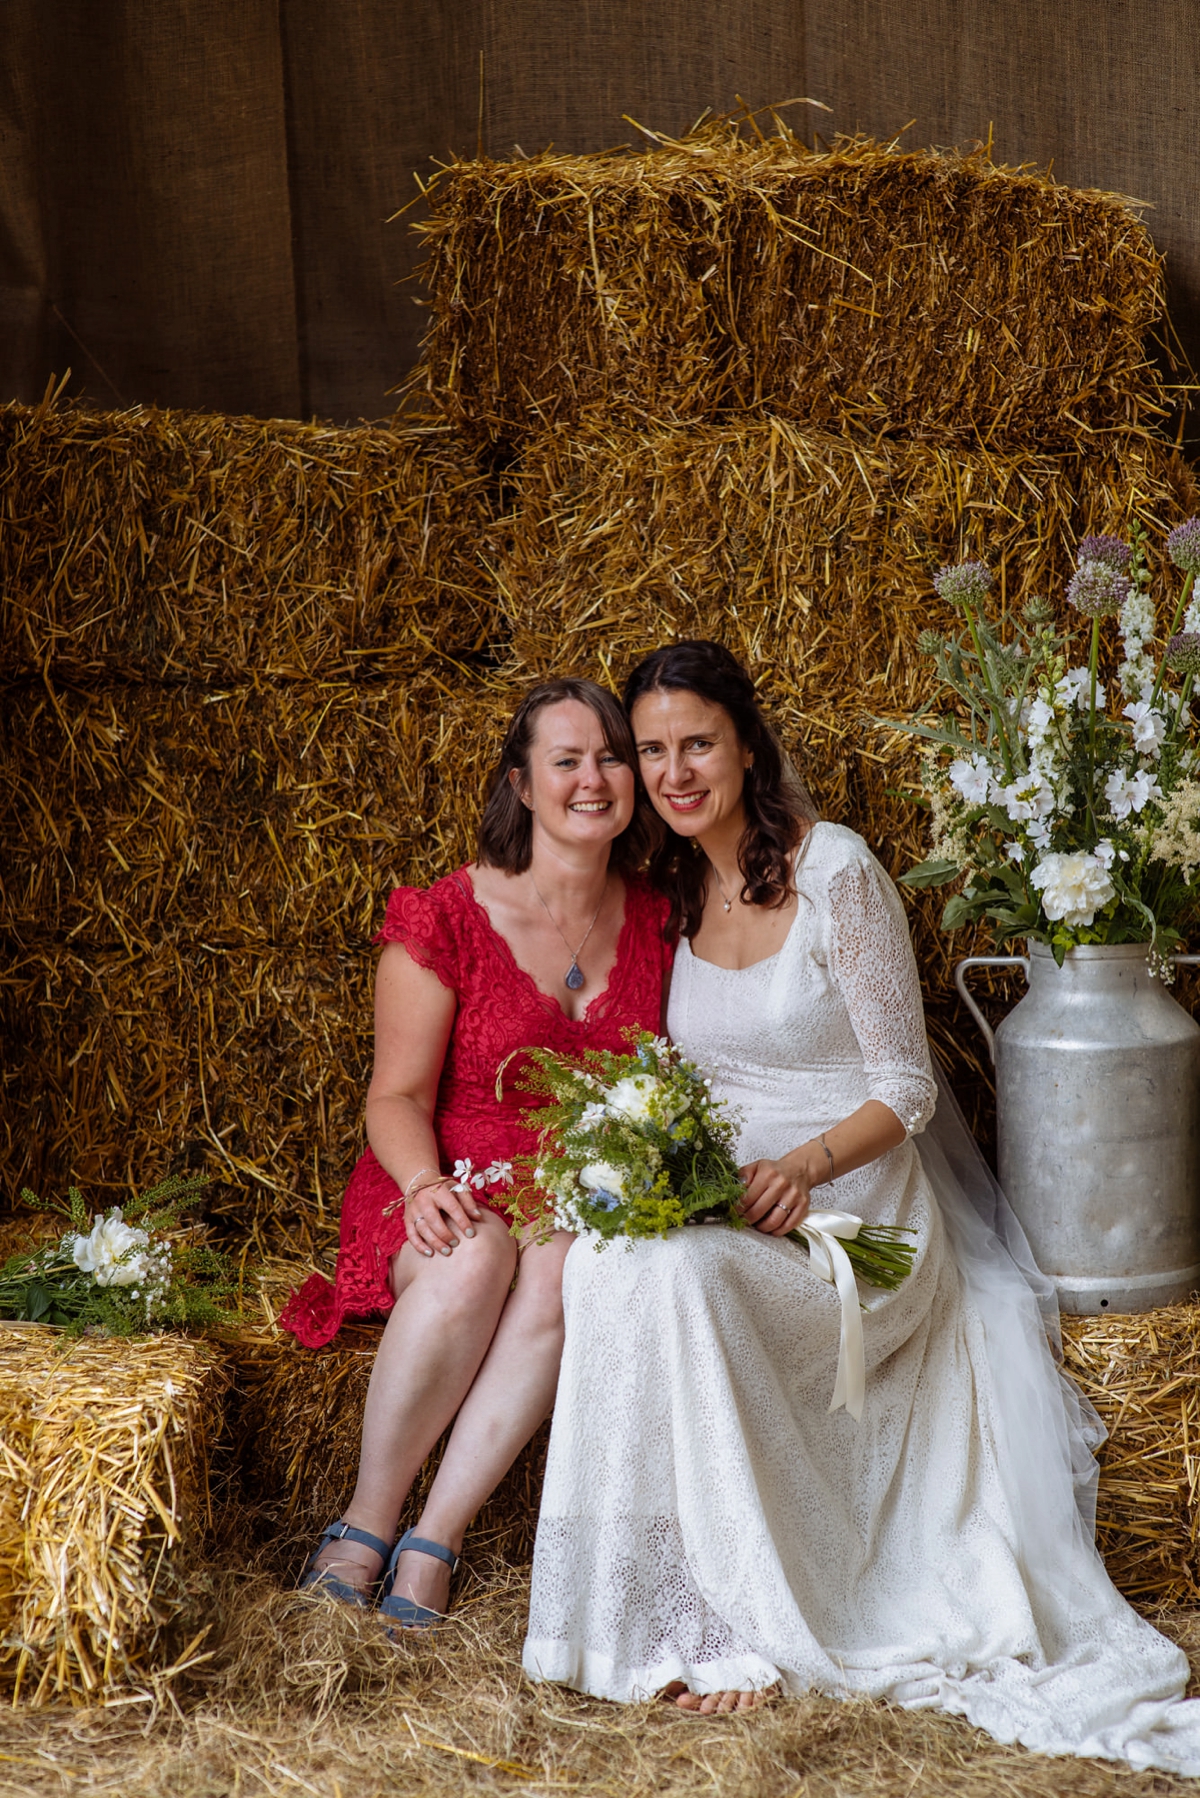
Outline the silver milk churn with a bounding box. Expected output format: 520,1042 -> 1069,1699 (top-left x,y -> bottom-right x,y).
956,942 -> 1200,1313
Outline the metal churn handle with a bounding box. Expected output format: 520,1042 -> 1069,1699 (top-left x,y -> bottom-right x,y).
954,951 -> 1200,1065
953,956 -> 1031,1064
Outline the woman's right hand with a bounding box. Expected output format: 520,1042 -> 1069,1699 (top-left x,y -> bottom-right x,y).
405,1177 -> 482,1257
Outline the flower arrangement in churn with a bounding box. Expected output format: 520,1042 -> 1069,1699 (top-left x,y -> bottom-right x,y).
896,520 -> 1200,970
0,1174 -> 236,1334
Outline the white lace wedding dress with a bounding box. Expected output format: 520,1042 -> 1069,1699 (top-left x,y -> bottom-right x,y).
523,822 -> 1200,1774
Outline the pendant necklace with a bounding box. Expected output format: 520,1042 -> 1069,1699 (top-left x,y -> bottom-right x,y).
709,863 -> 736,913
530,875 -> 608,991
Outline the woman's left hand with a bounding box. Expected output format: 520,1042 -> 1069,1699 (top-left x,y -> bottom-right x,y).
738,1160 -> 811,1235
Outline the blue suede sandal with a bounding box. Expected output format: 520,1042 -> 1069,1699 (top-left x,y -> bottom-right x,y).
379,1528 -> 461,1632
299,1518 -> 392,1609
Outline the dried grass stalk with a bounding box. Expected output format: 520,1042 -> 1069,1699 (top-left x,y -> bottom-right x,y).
416,122 -> 1170,451
0,400 -> 499,684
1063,1307 -> 1200,1608
0,1321 -> 230,1706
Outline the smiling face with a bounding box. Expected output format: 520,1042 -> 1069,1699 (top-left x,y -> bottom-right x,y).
631,687 -> 752,843
513,697 -> 636,853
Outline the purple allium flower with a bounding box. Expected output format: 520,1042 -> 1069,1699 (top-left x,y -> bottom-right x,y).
1167,518 -> 1200,575
934,561 -> 992,610
1067,559 -> 1131,618
1167,631 -> 1200,676
1077,534 -> 1132,572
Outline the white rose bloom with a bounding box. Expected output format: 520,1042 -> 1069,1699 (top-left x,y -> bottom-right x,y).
578,1161 -> 629,1203
71,1211 -> 153,1288
947,754 -> 994,806
1123,699 -> 1166,759
1030,851 -> 1117,927
605,1073 -> 679,1127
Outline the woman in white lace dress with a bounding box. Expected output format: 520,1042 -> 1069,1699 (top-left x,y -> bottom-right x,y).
523,641 -> 1200,1775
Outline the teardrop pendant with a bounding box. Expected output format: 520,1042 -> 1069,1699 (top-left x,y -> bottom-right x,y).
564,961 -> 586,992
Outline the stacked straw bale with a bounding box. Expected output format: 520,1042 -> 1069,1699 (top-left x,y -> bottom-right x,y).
417,125 -> 1170,452
0,396 -> 523,1244
0,1323 -> 230,1706
0,400 -> 500,683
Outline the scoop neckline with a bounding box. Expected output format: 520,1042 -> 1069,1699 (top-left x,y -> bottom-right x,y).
457,867 -> 635,1027
682,823 -> 823,974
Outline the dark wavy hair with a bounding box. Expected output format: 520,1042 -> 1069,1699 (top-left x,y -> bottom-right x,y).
477,677 -> 651,876
623,641 -> 813,938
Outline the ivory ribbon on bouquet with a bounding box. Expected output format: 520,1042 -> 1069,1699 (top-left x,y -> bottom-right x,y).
796,1210 -> 866,1423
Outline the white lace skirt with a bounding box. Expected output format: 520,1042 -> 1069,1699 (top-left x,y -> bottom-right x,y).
524,1180 -> 1200,1774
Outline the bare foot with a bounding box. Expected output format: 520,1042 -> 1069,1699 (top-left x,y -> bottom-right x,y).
660,1681 -> 771,1714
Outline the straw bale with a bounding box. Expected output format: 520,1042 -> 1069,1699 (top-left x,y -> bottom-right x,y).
0,666 -> 531,951
1063,1306 -> 1200,1608
417,124 -> 1170,451
0,1321 -> 230,1706
0,398 -> 499,684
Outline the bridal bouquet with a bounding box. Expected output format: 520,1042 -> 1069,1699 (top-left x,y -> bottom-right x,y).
508,1033 -> 915,1421
895,521 -> 1200,970
0,1174 -> 237,1335
512,1033 -> 915,1289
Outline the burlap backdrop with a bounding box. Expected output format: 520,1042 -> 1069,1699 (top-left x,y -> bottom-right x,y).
0,1 -> 1197,422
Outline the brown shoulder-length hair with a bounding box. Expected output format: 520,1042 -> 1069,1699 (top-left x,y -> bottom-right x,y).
623,641 -> 815,939
477,677 -> 652,876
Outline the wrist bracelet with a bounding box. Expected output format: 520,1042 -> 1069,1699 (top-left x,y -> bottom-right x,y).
818,1133 -> 836,1184
403,1164 -> 441,1202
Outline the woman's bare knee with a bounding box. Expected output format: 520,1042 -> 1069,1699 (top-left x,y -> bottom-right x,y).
391,1211 -> 516,1308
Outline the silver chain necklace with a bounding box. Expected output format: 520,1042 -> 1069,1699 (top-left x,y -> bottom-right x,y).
709,861 -> 737,913
530,875 -> 608,991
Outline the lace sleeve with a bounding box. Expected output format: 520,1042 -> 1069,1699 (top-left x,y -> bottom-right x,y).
372,879 -> 463,992
826,853 -> 937,1136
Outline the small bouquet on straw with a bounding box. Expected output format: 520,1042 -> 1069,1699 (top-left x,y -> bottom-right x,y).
0,1174 -> 237,1335
506,1034 -> 915,1421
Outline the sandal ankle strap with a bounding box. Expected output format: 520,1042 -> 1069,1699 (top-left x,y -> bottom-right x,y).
387,1528 -> 461,1578
320,1518 -> 392,1562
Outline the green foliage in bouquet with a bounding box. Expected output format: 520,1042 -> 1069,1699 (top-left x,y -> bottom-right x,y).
510,1033 -> 915,1291
0,1174 -> 239,1335
889,522 -> 1200,970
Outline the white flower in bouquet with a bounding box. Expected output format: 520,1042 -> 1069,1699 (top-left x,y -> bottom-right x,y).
70,1210 -> 154,1288
605,1072 -> 680,1128
996,774 -> 1055,826
947,753 -> 994,806
1123,699 -> 1167,759
1030,851 -> 1117,927
1104,768 -> 1162,820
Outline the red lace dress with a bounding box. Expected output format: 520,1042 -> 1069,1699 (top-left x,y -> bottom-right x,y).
280,869 -> 673,1348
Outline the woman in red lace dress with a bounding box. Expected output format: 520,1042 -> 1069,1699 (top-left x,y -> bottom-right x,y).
281,679 -> 672,1628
